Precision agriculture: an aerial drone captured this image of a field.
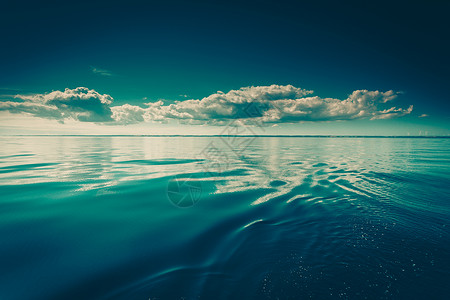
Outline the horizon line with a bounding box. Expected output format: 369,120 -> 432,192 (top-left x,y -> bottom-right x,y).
1,135 -> 449,138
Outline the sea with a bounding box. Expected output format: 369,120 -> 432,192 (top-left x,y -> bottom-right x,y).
0,136 -> 449,299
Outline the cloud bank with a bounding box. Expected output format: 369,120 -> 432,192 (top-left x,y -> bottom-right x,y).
0,87 -> 113,122
0,85 -> 413,125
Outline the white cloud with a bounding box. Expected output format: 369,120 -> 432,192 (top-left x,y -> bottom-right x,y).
1,85 -> 413,125
152,85 -> 412,124
91,67 -> 113,77
1,87 -> 114,122
0,101 -> 63,121
110,104 -> 146,125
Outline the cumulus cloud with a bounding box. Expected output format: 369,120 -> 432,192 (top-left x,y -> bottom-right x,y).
110,104 -> 146,124
255,89 -> 413,122
1,87 -> 114,122
1,85 -> 413,125
162,85 -> 313,121
110,101 -> 167,125
0,101 -> 63,120
144,85 -> 412,124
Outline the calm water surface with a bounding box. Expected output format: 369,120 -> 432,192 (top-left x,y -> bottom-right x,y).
0,136 -> 449,299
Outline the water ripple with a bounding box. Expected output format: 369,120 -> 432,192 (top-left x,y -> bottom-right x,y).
0,137 -> 449,299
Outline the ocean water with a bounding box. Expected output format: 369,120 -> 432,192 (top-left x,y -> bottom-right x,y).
0,136 -> 449,299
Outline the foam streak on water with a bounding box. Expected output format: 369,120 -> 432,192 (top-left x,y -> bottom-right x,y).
0,136 -> 449,299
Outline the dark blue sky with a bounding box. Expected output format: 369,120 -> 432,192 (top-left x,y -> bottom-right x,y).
1,0 -> 449,134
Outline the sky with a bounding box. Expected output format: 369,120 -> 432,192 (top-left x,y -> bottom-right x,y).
0,0 -> 449,135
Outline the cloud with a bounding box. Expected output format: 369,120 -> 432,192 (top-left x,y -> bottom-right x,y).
110,101 -> 168,125
0,101 -> 63,121
1,85 -> 413,125
419,114 -> 429,118
111,104 -> 146,124
1,87 -> 114,122
162,85 -> 313,122
147,85 -> 412,124
91,67 -> 113,77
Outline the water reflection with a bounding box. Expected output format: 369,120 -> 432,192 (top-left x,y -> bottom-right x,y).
0,136 -> 449,299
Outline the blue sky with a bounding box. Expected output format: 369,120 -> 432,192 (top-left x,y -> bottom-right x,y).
0,0 -> 449,135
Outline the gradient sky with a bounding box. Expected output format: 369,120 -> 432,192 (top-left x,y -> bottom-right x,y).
1,0 -> 449,135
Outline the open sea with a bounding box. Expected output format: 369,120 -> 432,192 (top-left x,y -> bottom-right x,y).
0,136 -> 449,299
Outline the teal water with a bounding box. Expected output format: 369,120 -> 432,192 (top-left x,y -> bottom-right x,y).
0,136 -> 449,299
